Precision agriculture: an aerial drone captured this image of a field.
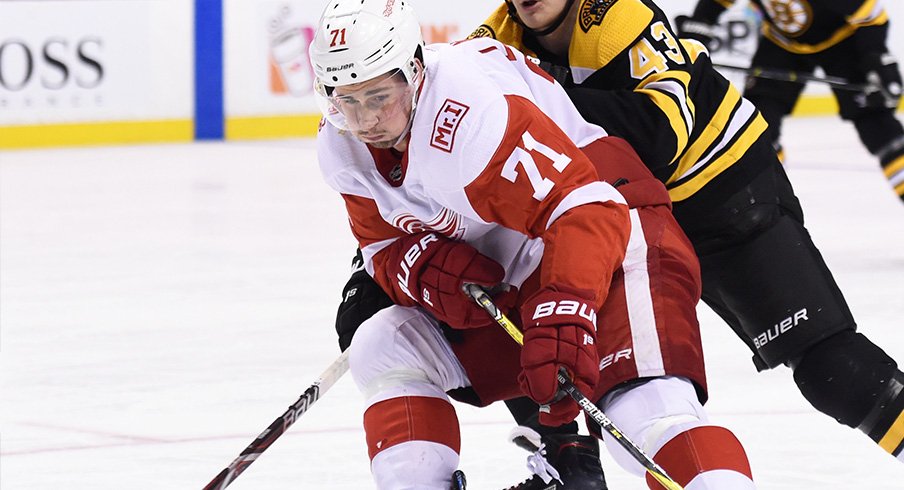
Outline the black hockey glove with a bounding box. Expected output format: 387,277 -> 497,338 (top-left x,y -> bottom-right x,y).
335,249 -> 394,352
537,59 -> 572,86
675,15 -> 717,50
856,52 -> 903,110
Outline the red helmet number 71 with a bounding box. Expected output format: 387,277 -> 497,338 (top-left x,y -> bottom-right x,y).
329,28 -> 347,47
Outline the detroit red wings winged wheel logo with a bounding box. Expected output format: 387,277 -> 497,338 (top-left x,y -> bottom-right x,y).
392,208 -> 466,240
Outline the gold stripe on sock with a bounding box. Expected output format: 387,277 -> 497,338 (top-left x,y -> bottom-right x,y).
884,155 -> 904,178
894,180 -> 904,197
878,409 -> 904,454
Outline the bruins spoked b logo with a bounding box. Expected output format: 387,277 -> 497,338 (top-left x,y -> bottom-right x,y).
579,0 -> 616,32
762,0 -> 813,37
468,24 -> 495,40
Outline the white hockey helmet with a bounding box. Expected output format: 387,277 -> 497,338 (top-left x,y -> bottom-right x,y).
309,0 -> 424,91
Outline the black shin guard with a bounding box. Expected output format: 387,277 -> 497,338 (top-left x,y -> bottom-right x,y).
792,330 -> 904,457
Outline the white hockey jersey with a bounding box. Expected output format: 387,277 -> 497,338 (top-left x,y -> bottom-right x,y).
317,38 -> 640,307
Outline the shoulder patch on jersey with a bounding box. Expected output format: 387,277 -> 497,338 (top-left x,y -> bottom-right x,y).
569,0 -> 652,70
469,24 -> 496,39
471,4 -> 532,54
578,0 -> 617,32
431,99 -> 470,153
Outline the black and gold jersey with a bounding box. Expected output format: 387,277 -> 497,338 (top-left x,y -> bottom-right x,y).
693,0 -> 889,54
470,0 -> 770,203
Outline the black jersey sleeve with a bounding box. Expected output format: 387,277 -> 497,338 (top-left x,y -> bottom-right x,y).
564,84 -> 682,181
827,0 -> 885,22
690,0 -> 732,24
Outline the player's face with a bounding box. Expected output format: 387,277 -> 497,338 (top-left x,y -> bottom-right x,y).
510,0 -> 571,31
329,70 -> 414,149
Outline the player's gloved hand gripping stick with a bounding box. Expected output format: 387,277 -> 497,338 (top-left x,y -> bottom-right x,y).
463,283 -> 685,490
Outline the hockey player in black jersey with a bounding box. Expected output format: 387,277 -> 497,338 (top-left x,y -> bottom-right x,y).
334,0 -> 904,488
677,0 -> 904,202
475,0 -> 904,473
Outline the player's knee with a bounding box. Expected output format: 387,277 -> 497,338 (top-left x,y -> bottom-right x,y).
348,307 -> 401,382
727,202 -> 781,240
792,330 -> 898,427
714,163 -> 801,245
348,307 -> 452,403
598,377 -> 707,476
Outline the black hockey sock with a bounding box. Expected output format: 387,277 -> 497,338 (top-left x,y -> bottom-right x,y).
792,330 -> 904,459
853,114 -> 904,201
878,135 -> 904,201
859,370 -> 904,459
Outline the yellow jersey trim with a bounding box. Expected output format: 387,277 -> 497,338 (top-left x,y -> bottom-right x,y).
672,86 -> 741,185
713,0 -> 734,10
636,70 -> 694,164
848,0 -> 880,24
571,0 -> 652,70
669,113 -> 768,202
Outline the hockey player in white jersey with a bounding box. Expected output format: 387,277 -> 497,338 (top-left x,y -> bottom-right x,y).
310,0 -> 758,488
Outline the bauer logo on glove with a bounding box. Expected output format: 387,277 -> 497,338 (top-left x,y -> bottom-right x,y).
383,231 -> 516,329
394,232 -> 441,300
531,300 -> 597,326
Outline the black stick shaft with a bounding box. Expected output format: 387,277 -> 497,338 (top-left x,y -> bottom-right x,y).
202,350 -> 349,490
711,62 -> 867,91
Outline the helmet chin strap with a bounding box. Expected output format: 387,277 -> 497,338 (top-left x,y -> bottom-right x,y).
506,0 -> 578,37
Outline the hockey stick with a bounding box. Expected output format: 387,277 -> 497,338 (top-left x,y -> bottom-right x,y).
463,284 -> 685,490
711,62 -> 868,91
202,350 -> 350,490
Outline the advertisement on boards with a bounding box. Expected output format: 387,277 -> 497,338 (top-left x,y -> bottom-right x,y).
268,9 -> 316,98
224,1 -> 318,117
0,0 -> 192,127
